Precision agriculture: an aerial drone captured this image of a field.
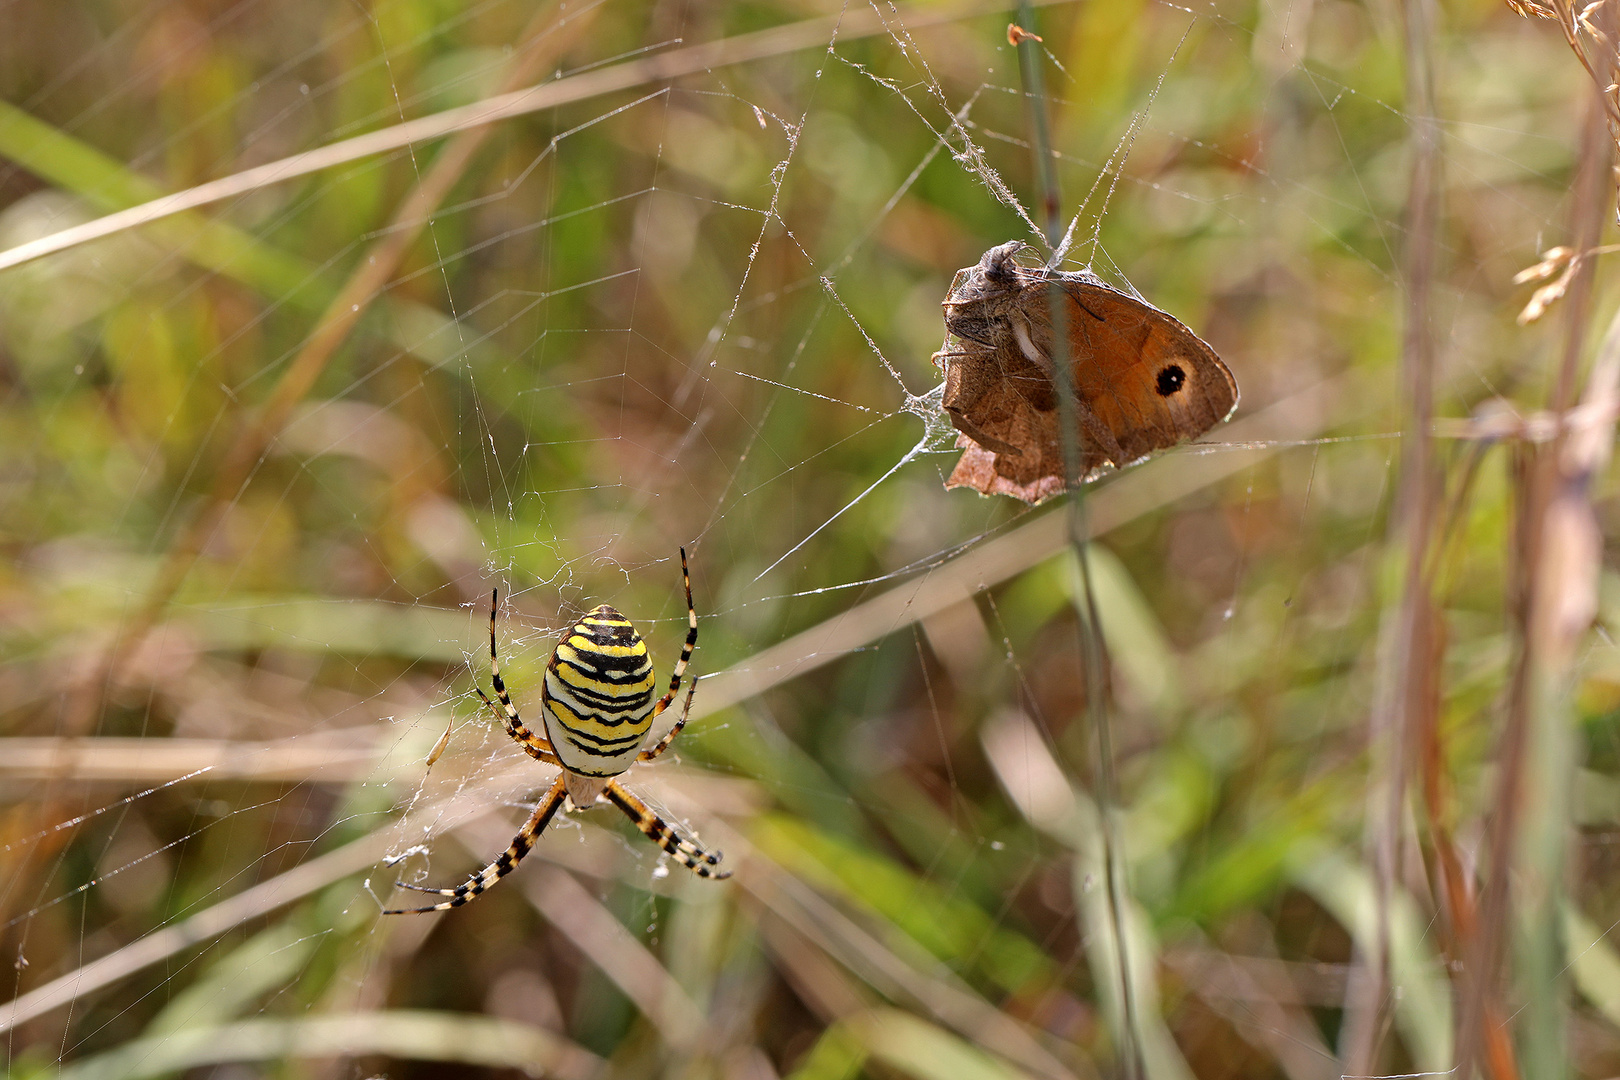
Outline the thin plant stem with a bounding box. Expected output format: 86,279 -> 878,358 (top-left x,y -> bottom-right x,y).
1462,87 -> 1609,1080
1344,0 -> 1443,1072
1016,7 -> 1141,1080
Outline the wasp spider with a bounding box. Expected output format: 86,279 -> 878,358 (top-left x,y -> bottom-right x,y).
383,548 -> 727,914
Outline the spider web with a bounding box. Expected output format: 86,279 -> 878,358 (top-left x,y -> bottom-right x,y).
0,1 -> 1605,1077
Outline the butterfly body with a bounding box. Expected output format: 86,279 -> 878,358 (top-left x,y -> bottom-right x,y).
935,241 -> 1238,504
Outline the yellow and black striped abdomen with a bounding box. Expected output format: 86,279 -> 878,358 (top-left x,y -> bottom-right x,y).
541,605 -> 659,777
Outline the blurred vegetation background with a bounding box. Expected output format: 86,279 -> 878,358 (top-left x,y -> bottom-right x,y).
2,0 -> 1618,1077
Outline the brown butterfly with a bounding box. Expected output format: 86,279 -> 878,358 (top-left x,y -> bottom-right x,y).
933,241 -> 1238,504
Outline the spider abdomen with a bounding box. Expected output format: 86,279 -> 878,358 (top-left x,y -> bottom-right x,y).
542,605 -> 659,776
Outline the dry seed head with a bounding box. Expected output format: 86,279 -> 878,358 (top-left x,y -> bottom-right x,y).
426,723 -> 453,768
1512,245 -> 1575,285
1505,0 -> 1559,18
1518,260 -> 1579,324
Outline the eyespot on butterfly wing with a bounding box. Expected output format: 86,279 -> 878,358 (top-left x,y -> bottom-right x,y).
932,241 -> 1238,504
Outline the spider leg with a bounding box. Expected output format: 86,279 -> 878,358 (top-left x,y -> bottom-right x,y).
643,547 -> 698,729
604,778 -> 729,880
382,773 -> 567,914
482,588 -> 560,765
476,688 -> 559,765
638,677 -> 695,763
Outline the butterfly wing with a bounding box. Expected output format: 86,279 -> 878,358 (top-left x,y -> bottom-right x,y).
1057,276 -> 1238,466
938,248 -> 1239,505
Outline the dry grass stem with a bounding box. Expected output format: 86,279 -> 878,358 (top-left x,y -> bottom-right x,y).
1431,396 -> 1620,441
0,761 -> 539,1034
1461,86 -> 1612,1080
1342,0 -> 1443,1070
0,734 -> 388,784
0,0 -> 1074,275
51,1011 -> 605,1080
0,823 -> 390,1035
